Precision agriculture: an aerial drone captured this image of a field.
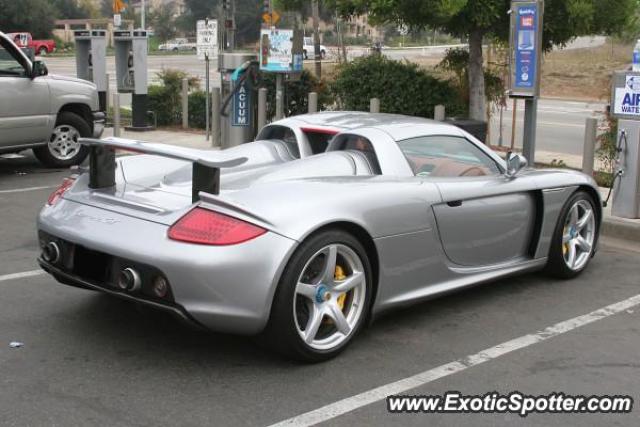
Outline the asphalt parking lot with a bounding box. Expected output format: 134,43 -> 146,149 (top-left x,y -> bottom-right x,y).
1,154 -> 639,426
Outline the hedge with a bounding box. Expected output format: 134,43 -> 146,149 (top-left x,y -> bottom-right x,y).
332,55 -> 466,118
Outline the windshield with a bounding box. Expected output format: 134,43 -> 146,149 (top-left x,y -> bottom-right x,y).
0,37 -> 28,77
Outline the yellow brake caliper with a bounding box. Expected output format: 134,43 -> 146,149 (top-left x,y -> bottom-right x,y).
563,226 -> 569,255
335,265 -> 347,310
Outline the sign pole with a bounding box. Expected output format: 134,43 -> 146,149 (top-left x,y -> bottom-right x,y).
205,53 -> 210,141
523,98 -> 537,162
509,0 -> 543,163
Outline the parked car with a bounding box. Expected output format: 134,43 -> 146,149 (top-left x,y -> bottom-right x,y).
0,31 -> 104,167
38,113 -> 601,362
158,38 -> 196,52
303,36 -> 326,59
7,32 -> 56,56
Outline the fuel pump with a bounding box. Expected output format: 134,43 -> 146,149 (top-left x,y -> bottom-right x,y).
219,52 -> 258,148
610,71 -> 640,218
74,30 -> 107,111
113,30 -> 151,130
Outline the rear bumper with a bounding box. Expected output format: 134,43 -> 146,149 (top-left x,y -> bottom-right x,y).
92,111 -> 105,138
38,258 -> 202,328
38,199 -> 298,334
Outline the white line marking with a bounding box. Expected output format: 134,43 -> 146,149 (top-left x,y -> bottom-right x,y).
269,293 -> 640,427
0,185 -> 54,194
0,270 -> 45,283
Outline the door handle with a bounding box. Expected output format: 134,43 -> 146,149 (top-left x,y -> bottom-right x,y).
447,200 -> 463,207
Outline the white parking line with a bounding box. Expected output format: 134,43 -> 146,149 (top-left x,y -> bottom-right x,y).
269,293 -> 640,427
0,185 -> 55,194
0,270 -> 45,283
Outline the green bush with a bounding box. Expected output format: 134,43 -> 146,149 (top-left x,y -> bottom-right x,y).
188,91 -> 208,129
261,70 -> 334,119
147,69 -> 201,127
332,55 -> 466,118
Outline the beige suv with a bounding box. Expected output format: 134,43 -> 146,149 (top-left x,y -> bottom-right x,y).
0,31 -> 104,167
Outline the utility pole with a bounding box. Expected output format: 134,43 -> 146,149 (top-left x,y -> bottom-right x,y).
311,0 -> 321,78
141,0 -> 146,29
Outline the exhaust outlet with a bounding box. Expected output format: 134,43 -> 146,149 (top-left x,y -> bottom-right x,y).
42,242 -> 61,264
117,267 -> 141,292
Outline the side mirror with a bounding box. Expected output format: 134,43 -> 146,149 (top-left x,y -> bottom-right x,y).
31,60 -> 48,79
505,151 -> 528,178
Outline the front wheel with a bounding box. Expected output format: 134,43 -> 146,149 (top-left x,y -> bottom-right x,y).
33,111 -> 90,168
263,230 -> 372,362
545,191 -> 598,279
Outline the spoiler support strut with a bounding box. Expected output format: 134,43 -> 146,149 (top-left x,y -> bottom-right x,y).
81,137 -> 248,202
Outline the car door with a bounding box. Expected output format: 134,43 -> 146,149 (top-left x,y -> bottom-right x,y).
0,35 -> 51,148
398,135 -> 537,267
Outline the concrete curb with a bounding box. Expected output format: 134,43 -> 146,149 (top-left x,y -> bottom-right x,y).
601,216 -> 640,242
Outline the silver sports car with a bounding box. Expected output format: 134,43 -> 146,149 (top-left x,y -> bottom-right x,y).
37,112 -> 601,362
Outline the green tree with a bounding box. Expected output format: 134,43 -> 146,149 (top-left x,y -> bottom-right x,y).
325,0 -> 638,121
51,0 -> 92,19
182,0 -> 262,44
0,0 -> 56,38
149,2 -> 177,42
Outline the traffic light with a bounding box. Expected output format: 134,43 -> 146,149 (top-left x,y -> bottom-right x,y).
222,0 -> 230,11
263,0 -> 270,14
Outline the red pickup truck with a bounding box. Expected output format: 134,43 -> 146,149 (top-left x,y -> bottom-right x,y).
7,32 -> 56,55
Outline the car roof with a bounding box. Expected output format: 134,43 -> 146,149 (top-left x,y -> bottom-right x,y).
274,112 -> 463,139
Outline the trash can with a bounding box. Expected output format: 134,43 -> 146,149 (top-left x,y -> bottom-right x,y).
445,118 -> 488,144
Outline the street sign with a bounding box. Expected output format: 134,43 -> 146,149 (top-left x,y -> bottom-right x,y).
259,28 -> 302,73
611,72 -> 640,120
262,11 -> 280,26
197,19 -> 218,60
509,0 -> 544,98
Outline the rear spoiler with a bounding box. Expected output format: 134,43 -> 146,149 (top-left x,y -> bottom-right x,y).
80,137 -> 247,202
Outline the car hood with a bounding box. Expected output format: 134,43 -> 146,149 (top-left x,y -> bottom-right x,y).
48,73 -> 97,89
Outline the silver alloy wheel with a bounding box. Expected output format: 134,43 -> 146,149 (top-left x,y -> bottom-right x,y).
562,199 -> 596,271
48,124 -> 81,161
293,244 -> 367,351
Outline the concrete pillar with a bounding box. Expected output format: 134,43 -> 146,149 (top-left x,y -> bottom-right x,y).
257,88 -> 268,133
182,78 -> 189,129
582,117 -> 598,176
308,92 -> 318,113
370,98 -> 380,113
211,87 -> 221,147
434,105 -> 445,121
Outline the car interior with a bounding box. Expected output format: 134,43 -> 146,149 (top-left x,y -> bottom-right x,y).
329,134 -> 382,175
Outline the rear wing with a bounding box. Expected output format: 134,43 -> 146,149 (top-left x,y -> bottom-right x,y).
80,137 -> 247,202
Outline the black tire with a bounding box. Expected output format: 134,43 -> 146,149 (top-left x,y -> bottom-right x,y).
33,111 -> 90,168
545,190 -> 599,279
320,50 -> 326,59
303,50 -> 308,60
38,46 -> 48,56
262,229 -> 373,362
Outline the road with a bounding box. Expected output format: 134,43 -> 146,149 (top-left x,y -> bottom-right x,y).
489,98 -> 607,156
1,155 -> 639,426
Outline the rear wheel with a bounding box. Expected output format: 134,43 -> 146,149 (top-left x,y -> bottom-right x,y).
263,230 -> 372,362
545,191 -> 598,279
38,46 -> 48,56
33,111 -> 90,167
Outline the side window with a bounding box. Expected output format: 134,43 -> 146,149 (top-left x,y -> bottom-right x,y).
0,38 -> 28,77
257,125 -> 300,158
398,136 -> 501,177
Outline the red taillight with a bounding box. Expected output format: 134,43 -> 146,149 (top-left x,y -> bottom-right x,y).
47,177 -> 75,206
168,208 -> 267,245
